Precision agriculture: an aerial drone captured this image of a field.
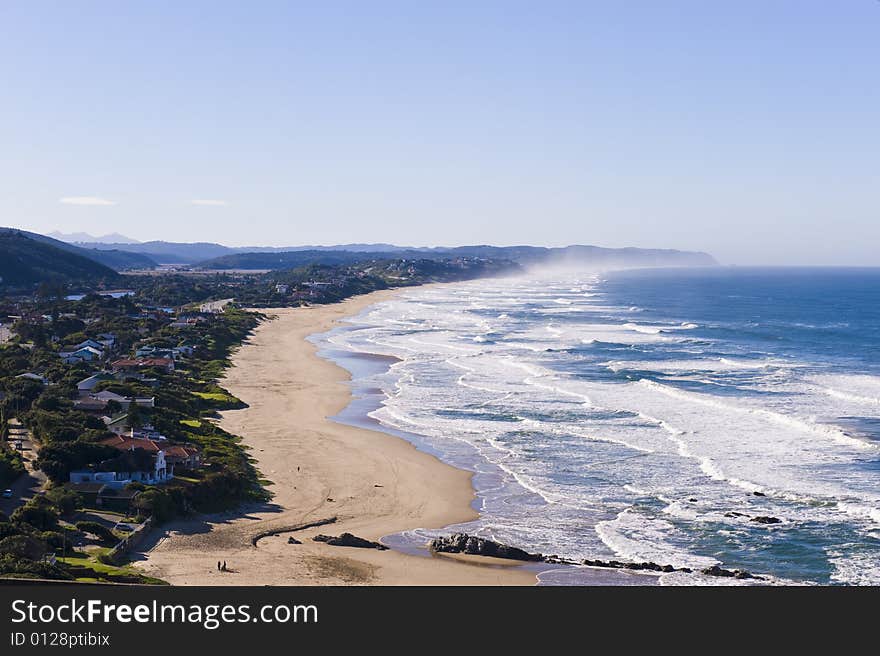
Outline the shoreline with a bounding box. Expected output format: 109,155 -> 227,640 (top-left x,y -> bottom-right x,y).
131,288 -> 537,585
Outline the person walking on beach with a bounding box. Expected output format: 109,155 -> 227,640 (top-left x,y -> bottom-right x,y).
217,561 -> 221,571
222,560 -> 227,572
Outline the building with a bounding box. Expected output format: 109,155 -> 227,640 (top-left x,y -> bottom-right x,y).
135,346 -> 175,359
111,357 -> 175,374
76,339 -> 106,351
68,447 -> 168,487
72,435 -> 176,486
76,372 -> 116,393
59,346 -> 103,363
15,372 -> 48,385
91,390 -> 155,409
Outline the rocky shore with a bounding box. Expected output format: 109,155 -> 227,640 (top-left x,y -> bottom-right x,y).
429,533 -> 765,581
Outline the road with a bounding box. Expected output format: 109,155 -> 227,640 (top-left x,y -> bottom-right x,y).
0,419 -> 47,516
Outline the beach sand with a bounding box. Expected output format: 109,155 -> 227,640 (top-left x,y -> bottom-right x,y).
132,290 -> 536,585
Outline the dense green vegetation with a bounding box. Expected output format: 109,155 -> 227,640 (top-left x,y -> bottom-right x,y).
0,288 -> 267,582
0,232 -> 119,289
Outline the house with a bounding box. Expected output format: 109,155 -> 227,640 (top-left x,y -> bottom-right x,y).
76,339 -> 105,351
97,433 -> 200,480
96,333 -> 117,348
162,444 -> 201,470
72,398 -> 109,413
111,357 -> 175,374
170,313 -> 206,328
91,390 -> 155,409
76,372 -> 116,393
199,299 -> 233,314
93,435 -> 172,485
15,372 -> 48,386
135,346 -> 175,359
59,346 -> 103,362
102,416 -> 167,441
172,344 -> 195,358
66,482 -> 140,510
68,452 -> 169,487
275,284 -> 289,294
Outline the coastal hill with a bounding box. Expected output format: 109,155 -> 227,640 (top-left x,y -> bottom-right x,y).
0,228 -> 156,271
75,238 -> 717,269
197,244 -> 718,271
0,230 -> 120,288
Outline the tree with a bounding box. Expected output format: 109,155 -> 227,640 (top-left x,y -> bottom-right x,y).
0,534 -> 47,561
126,402 -> 145,429
11,500 -> 58,531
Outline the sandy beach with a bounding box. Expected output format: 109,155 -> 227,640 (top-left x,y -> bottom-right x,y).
132,289 -> 536,585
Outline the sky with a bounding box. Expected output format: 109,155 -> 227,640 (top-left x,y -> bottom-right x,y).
1,1 -> 878,265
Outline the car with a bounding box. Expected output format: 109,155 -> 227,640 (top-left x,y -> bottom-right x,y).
1,489 -> 12,499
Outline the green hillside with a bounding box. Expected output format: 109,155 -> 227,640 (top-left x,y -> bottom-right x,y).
0,227 -> 156,271
0,231 -> 119,288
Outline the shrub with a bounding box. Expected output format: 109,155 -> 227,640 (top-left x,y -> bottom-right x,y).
74,520 -> 117,545
11,501 -> 58,531
0,534 -> 47,561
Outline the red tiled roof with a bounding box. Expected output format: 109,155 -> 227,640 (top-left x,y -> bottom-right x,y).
164,445 -> 200,459
112,358 -> 173,368
100,435 -> 162,453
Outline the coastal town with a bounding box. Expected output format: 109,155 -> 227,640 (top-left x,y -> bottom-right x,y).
0,252 -> 518,583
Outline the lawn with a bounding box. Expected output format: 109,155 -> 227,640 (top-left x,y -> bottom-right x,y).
57,550 -> 166,585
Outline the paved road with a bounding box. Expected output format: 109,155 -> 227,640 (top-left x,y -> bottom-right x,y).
0,419 -> 47,516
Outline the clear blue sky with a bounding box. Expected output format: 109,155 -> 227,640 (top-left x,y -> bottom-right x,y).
2,1 -> 878,264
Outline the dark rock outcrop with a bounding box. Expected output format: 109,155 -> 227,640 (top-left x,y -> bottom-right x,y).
429,532 -> 766,581
752,491 -> 766,497
582,559 -> 686,573
287,537 -> 301,545
313,533 -> 388,550
750,516 -> 782,524
701,564 -> 764,580
428,533 -> 544,562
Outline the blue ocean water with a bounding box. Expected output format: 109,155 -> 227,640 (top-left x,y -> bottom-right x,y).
314,267 -> 880,585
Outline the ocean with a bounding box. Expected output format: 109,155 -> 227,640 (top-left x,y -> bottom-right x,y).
312,267 -> 880,585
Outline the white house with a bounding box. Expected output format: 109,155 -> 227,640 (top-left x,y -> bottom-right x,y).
76,339 -> 105,351
76,372 -> 116,393
60,346 -> 103,362
15,372 -> 48,386
70,440 -> 170,488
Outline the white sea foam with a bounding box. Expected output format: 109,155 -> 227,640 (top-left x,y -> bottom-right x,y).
313,273 -> 880,585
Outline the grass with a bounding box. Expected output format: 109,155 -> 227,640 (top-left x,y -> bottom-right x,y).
193,391 -> 238,403
180,419 -> 201,428
57,550 -> 167,585
172,475 -> 200,484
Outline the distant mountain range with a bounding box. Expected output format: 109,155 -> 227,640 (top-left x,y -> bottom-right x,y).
49,231 -> 141,244
76,239 -> 717,269
0,230 -> 119,288
1,227 -> 717,290
76,241 -> 413,264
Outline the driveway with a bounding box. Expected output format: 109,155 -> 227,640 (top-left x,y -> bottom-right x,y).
1,419 -> 47,516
